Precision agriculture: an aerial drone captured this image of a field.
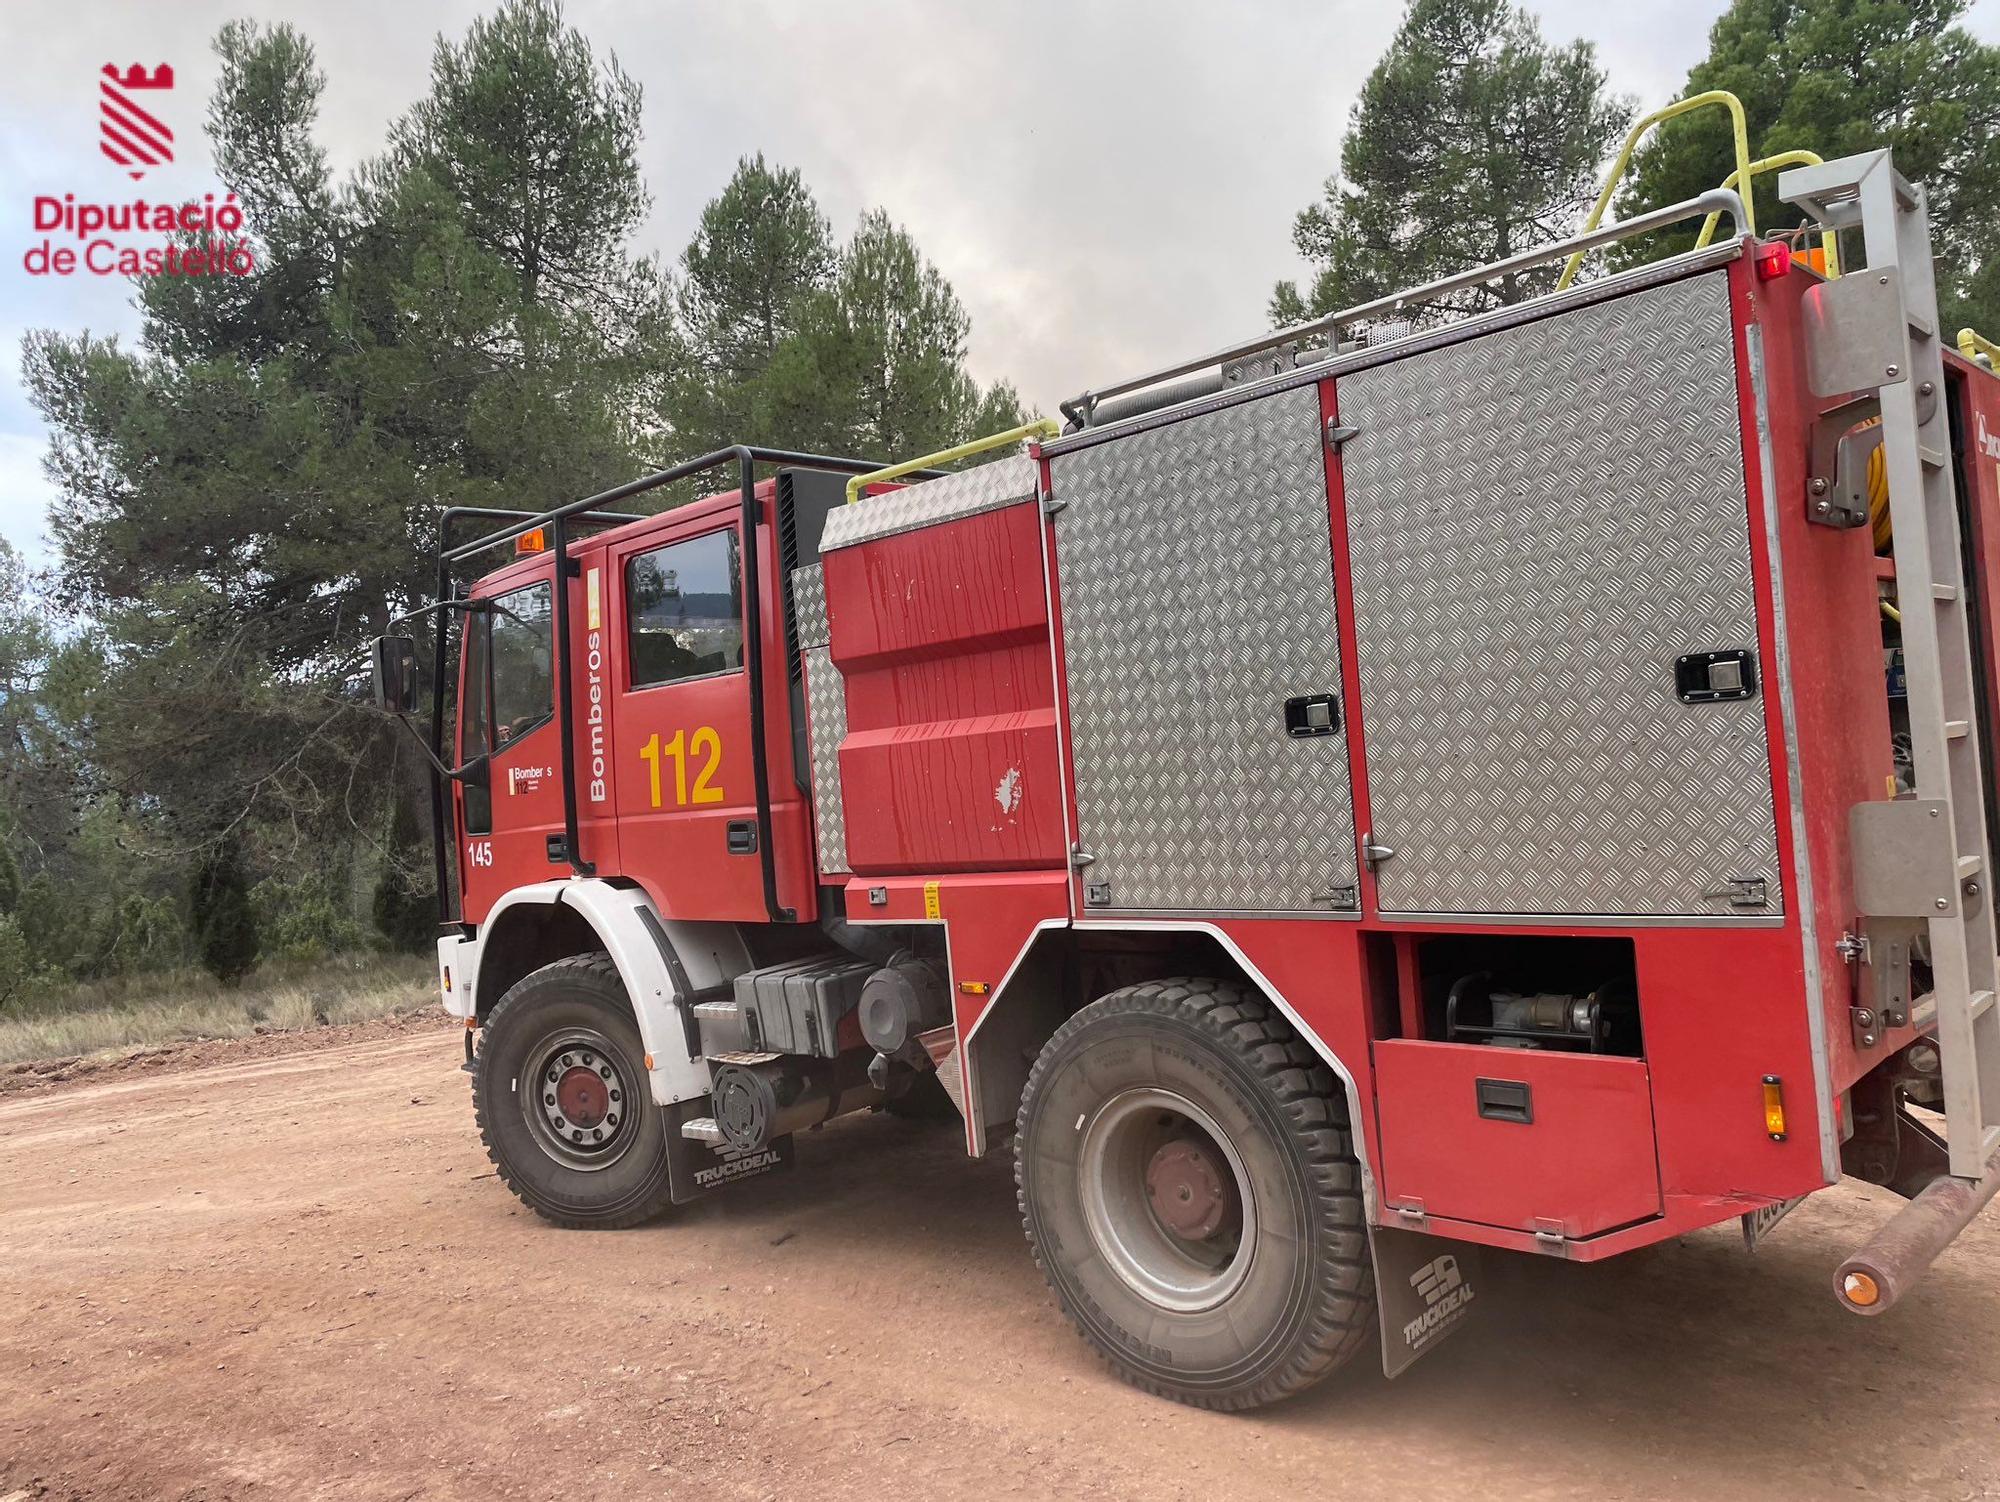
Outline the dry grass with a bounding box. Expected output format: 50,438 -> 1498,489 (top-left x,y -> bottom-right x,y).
0,955 -> 436,1067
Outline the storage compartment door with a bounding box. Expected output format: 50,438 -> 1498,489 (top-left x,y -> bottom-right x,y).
1051,386 -> 1358,914
1374,1040 -> 1662,1238
1338,271 -> 1782,919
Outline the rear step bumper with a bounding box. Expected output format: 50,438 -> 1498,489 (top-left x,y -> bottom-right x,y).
1836,1141 -> 2000,1314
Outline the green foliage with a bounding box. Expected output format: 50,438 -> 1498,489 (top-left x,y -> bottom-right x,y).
659,162 -> 1025,461
371,870 -> 433,954
191,843 -> 261,985
371,797 -> 435,953
22,3 -> 657,902
252,870 -> 373,963
1613,0 -> 2000,336
391,0 -> 649,313
14,5 -> 1022,1005
678,154 -> 836,388
0,913 -> 32,1007
1273,0 -> 1631,326
800,210 -> 1027,456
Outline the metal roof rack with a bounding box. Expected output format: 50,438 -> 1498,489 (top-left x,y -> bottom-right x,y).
1060,186 -> 1748,431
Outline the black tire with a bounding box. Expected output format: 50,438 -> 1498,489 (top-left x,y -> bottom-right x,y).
1015,976 -> 1375,1409
472,953 -> 675,1230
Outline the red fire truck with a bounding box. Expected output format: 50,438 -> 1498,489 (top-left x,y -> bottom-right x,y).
372,135 -> 2000,1409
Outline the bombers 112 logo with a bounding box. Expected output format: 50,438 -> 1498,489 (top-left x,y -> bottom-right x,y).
20,62 -> 257,280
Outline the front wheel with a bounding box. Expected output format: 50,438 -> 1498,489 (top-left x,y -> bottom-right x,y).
472,953 -> 676,1229
1015,977 -> 1375,1409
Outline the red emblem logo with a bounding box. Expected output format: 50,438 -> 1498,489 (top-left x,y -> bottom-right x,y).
99,63 -> 174,180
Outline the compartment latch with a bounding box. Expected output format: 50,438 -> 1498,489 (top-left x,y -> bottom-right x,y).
1475,1077 -> 1534,1124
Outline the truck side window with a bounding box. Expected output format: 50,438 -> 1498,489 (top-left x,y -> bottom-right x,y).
626,530 -> 742,689
485,581 -> 555,748
461,580 -> 554,839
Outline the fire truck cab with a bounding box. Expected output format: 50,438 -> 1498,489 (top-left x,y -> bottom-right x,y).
372,138 -> 2000,1409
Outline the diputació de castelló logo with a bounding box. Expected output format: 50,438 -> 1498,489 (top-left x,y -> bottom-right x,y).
22,62 -> 255,279
100,62 -> 174,178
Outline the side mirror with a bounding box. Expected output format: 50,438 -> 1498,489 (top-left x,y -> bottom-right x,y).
370,635 -> 420,715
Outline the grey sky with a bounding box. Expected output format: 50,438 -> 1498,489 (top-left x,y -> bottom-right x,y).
6,0 -> 1998,567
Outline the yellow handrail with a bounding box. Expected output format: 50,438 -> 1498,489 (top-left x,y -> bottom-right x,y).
1695,150 -> 1839,276
1959,328 -> 2000,368
1558,90 -> 1753,291
844,418 -> 1063,506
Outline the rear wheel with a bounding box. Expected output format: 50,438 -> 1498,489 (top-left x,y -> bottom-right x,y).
1015,976 -> 1375,1409
473,953 -> 675,1229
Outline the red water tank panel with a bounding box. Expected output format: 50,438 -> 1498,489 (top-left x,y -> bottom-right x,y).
821,500 -> 1064,874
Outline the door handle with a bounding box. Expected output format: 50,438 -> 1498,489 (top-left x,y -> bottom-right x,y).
1361,831 -> 1396,866
726,820 -> 758,855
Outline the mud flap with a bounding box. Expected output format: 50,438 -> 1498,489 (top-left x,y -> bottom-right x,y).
1369,1223 -> 1484,1378
662,1100 -> 795,1205
1741,1194 -> 1808,1250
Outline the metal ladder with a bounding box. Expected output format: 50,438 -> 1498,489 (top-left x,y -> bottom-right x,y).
1784,151 -> 2000,1179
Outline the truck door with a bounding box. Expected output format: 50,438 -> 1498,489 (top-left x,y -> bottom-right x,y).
1337,271 -> 1780,919
456,571 -> 565,920
1047,384 -> 1360,914
607,519 -> 766,920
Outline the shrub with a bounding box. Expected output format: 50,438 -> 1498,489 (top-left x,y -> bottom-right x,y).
191,842 -> 261,985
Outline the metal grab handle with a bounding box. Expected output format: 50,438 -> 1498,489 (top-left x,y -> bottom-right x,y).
1960,328 -> 2000,370
1557,89 -> 1754,291
1695,150 -> 1839,276
1062,188 -> 1746,426
844,418 -> 1062,506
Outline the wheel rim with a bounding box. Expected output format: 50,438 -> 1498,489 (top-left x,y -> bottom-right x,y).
1077,1086 -> 1257,1313
520,1026 -> 637,1172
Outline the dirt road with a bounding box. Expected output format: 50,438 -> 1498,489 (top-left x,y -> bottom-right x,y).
2,1023 -> 1997,1501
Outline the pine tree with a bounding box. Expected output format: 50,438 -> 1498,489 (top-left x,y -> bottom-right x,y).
1612,0 -> 2000,339
390,0 -> 649,315
191,842 -> 260,986
677,155 -> 837,386
371,797 -> 434,953
1271,0 -> 1631,325
16,7 -> 1031,992
658,155 -> 839,457
657,186 -> 1024,462
22,3 -> 658,858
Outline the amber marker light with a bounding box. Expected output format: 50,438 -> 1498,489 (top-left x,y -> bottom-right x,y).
516,527 -> 548,555
1842,1271 -> 1881,1308
1762,1075 -> 1787,1141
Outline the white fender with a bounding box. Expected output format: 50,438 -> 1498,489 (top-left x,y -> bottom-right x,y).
459,879 -> 750,1107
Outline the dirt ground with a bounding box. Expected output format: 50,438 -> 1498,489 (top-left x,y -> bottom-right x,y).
2,1022 -> 1997,1502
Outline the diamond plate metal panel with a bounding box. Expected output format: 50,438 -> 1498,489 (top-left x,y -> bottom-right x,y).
1052,386 -> 1357,913
820,454 -> 1038,553
1340,270 -> 1780,917
802,646 -> 849,874
792,562 -> 829,649
790,564 -> 846,872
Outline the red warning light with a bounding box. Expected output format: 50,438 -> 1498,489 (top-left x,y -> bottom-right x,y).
1754,240 -> 1794,281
